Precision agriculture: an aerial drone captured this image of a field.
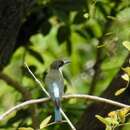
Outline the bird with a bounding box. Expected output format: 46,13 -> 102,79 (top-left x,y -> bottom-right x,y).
45,59 -> 70,122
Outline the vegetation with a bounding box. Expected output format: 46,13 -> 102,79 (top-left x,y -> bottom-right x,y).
0,0 -> 130,130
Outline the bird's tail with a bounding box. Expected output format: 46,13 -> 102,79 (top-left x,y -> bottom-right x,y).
54,98 -> 62,122
54,106 -> 62,122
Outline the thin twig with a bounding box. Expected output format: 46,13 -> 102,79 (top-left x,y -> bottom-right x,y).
45,120 -> 67,127
0,72 -> 31,99
63,94 -> 130,107
0,97 -> 50,120
0,94 -> 129,121
60,108 -> 76,130
24,63 -> 50,97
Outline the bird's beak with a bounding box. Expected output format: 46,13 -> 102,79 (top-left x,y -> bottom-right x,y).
63,60 -> 71,65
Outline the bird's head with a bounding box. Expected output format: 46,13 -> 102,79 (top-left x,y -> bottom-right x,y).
50,59 -> 70,70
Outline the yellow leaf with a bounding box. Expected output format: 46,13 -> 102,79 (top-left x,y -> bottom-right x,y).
96,115 -> 119,126
115,87 -> 127,96
95,115 -> 108,125
106,125 -> 112,130
122,67 -> 130,76
40,115 -> 52,129
95,115 -> 110,125
122,41 -> 130,51
108,111 -> 118,121
18,127 -> 34,130
117,108 -> 130,123
121,73 -> 129,81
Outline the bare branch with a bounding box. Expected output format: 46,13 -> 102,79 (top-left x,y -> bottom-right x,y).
45,120 -> 67,128
0,94 -> 129,121
60,108 -> 76,130
0,72 -> 31,99
0,97 -> 49,120
25,63 -> 50,97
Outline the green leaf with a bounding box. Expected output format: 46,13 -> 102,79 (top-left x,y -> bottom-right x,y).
41,21 -> 52,36
115,87 -> 127,96
95,115 -> 110,125
86,19 -> 103,38
122,67 -> 130,76
96,115 -> 119,126
73,11 -> 86,24
28,48 -> 44,64
40,115 -> 52,129
18,128 -> 34,130
117,108 -> 130,123
122,41 -> 130,51
121,73 -> 129,81
66,38 -> 72,55
106,125 -> 112,130
57,25 -> 70,44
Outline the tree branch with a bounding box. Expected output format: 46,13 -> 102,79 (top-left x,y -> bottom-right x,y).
0,94 -> 129,121
0,72 -> 31,99
0,72 -> 39,129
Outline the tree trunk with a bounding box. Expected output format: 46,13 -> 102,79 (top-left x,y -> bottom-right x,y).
0,0 -> 33,70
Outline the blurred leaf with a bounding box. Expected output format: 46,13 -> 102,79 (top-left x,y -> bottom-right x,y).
66,38 -> 72,55
53,9 -> 70,22
7,109 -> 29,125
42,70 -> 47,81
108,108 -> 130,124
117,110 -> 127,124
89,2 -> 96,19
64,84 -> 67,93
96,2 -> 110,17
117,107 -> 130,123
121,73 -> 129,81
73,11 -> 87,24
86,18 -> 103,38
63,71 -> 71,85
41,21 -> 52,35
115,73 -> 129,96
18,127 -> 34,130
108,111 -> 118,121
51,0 -> 86,12
96,115 -> 111,125
122,67 -> 130,76
115,87 -> 127,96
57,25 -> 70,44
95,115 -> 119,126
40,115 -> 52,129
75,29 -> 88,39
106,125 -> 112,130
28,48 -> 44,63
122,41 -> 130,51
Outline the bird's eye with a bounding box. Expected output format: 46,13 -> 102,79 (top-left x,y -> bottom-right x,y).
59,61 -> 64,67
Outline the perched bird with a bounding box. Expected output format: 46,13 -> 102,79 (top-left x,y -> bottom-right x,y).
45,59 -> 70,122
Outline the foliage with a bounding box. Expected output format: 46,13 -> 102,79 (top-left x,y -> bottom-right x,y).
0,0 -> 130,130
115,41 -> 130,96
96,107 -> 130,130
